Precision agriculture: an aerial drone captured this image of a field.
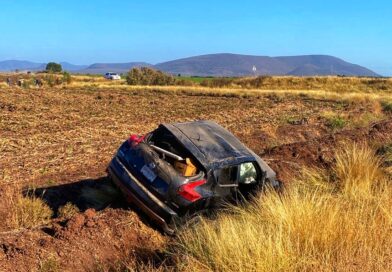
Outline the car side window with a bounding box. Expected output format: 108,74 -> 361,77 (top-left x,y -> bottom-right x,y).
238,162 -> 258,184
216,162 -> 259,186
217,166 -> 238,186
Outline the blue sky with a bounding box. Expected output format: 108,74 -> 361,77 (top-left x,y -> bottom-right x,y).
0,0 -> 391,75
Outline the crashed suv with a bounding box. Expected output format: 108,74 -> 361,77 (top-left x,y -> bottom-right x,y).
107,120 -> 280,234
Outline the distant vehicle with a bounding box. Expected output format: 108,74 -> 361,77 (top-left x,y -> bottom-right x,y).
104,72 -> 121,80
107,120 -> 281,234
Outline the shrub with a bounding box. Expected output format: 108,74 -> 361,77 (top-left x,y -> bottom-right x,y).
236,75 -> 272,88
62,71 -> 72,84
200,77 -> 233,88
21,80 -> 31,89
45,74 -> 56,87
126,67 -> 176,86
45,75 -> 62,87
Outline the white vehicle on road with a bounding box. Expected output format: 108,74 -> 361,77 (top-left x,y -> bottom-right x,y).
104,72 -> 121,80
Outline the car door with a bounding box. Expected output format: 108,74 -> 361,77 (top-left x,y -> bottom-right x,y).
213,165 -> 240,202
213,162 -> 261,203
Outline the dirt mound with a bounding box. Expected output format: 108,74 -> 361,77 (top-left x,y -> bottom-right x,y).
0,208 -> 165,271
263,119 -> 392,181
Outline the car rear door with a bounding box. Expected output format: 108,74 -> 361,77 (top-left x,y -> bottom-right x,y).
213,165 -> 240,202
213,161 -> 262,202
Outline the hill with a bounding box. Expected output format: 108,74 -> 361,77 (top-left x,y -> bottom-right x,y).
0,54 -> 379,76
0,60 -> 87,72
60,62 -> 88,71
77,62 -> 152,74
0,60 -> 45,71
155,53 -> 379,77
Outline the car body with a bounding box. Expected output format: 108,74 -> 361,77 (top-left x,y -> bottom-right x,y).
104,72 -> 121,80
107,120 -> 280,234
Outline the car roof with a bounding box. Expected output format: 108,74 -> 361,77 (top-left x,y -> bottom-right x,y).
162,120 -> 255,170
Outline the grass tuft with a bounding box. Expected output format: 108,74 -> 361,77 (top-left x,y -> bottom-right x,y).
334,142 -> 383,197
57,202 -> 80,219
39,255 -> 60,272
13,195 -> 53,229
0,185 -> 53,230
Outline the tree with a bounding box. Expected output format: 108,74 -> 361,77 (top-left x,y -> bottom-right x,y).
46,62 -> 62,73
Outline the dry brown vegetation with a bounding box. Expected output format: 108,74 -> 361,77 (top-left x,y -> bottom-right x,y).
172,144 -> 392,272
0,74 -> 392,271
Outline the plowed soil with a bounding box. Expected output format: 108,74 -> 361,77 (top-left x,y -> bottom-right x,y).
1,85 -> 391,271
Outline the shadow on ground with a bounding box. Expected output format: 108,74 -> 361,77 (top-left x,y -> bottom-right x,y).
25,177 -> 127,216
24,177 -> 167,235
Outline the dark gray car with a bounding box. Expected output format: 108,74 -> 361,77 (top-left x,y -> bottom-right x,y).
107,120 -> 280,234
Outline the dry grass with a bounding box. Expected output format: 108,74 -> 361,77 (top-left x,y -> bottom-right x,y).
0,184 -> 53,230
57,202 -> 80,219
39,254 -> 60,272
172,143 -> 392,272
64,82 -> 392,106
234,76 -> 392,93
0,82 -> 9,88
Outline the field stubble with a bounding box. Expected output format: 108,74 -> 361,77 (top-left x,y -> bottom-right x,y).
0,76 -> 392,271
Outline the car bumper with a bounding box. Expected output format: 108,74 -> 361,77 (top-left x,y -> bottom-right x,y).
108,157 -> 178,234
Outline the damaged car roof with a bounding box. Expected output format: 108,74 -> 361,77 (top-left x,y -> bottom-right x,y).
162,120 -> 255,169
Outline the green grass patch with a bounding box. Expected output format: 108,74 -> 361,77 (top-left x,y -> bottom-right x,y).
327,116 -> 346,130
322,112 -> 346,130
176,76 -> 215,83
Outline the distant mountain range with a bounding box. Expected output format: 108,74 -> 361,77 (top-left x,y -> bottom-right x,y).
0,54 -> 380,77
0,60 -> 87,72
80,62 -> 151,74
0,60 -> 45,71
155,54 -> 379,77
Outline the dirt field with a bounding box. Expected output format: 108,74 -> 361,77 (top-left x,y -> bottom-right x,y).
1,77 -> 392,271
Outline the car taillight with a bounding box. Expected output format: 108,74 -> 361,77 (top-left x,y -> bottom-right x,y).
128,134 -> 145,146
178,179 -> 206,202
